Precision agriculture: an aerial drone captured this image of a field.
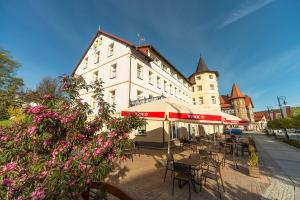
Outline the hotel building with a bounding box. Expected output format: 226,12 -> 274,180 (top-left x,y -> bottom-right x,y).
73,29 -> 225,146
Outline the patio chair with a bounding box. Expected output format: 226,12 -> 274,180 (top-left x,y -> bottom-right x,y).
163,153 -> 174,182
200,159 -> 225,199
123,148 -> 134,162
172,162 -> 194,200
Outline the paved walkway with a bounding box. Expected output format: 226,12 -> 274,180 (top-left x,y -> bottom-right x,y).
252,133 -> 300,200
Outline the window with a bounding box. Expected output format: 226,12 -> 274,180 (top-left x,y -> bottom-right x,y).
84,57 -> 88,69
157,76 -> 161,88
211,96 -> 216,104
137,64 -> 143,79
148,71 -> 153,85
108,43 -> 114,57
91,95 -> 96,109
162,64 -> 168,72
209,74 -> 213,79
174,87 -> 177,96
94,51 -> 100,64
193,98 -> 196,105
164,81 -> 167,92
198,97 -> 204,104
210,84 -> 214,90
136,124 -> 146,136
150,53 -> 159,64
109,90 -> 116,105
137,90 -> 143,100
196,76 -> 201,80
149,94 -> 153,99
110,64 -> 117,79
93,71 -> 99,82
197,85 -> 202,91
170,84 -> 173,95
192,87 -> 194,92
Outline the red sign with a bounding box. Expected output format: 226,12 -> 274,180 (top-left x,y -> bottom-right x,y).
169,112 -> 222,121
223,119 -> 249,125
121,111 -> 165,118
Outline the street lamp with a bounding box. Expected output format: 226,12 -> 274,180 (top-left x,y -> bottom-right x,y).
277,96 -> 289,140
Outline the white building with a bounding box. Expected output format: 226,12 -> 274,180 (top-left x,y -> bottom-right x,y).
73,30 -> 193,112
73,30 -> 223,145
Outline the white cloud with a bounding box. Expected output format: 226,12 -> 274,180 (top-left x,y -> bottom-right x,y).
221,0 -> 275,28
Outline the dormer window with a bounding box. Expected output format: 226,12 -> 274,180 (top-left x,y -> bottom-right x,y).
108,43 -> 114,57
94,51 -> 100,64
84,57 -> 88,69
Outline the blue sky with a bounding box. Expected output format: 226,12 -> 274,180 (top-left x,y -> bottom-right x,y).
1,0 -> 300,111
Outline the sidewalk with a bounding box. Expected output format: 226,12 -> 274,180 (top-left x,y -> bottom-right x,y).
252,133 -> 300,200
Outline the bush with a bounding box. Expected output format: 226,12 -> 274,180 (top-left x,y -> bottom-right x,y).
0,106 -> 9,120
7,107 -> 25,123
248,136 -> 259,167
0,75 -> 145,199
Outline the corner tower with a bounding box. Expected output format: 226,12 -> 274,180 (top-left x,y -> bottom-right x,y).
230,83 -> 248,119
188,56 -> 221,111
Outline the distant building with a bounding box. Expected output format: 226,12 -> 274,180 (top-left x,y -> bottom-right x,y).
254,111 -> 269,130
220,83 -> 255,129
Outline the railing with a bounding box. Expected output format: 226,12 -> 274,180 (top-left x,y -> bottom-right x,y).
129,95 -> 165,107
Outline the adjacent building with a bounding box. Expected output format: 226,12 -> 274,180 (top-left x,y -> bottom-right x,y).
188,57 -> 221,111
220,83 -> 255,129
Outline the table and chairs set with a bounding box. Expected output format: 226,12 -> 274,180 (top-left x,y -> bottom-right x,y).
164,134 -> 249,200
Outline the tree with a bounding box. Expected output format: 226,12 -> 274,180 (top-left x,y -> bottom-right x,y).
36,77 -> 62,98
0,48 -> 24,119
0,75 -> 145,199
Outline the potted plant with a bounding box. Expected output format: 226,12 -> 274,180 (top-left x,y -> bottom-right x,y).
248,145 -> 259,177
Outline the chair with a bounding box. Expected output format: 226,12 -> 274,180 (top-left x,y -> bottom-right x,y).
172,162 -> 193,200
163,153 -> 174,182
200,159 -> 225,199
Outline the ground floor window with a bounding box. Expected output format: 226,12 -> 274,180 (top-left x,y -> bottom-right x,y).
170,122 -> 179,140
136,124 -> 146,136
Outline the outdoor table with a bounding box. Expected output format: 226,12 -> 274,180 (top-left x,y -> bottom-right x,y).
176,156 -> 204,192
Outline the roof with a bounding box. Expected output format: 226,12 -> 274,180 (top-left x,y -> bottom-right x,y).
230,83 -> 245,99
245,95 -> 254,108
219,95 -> 232,108
188,56 -> 219,84
254,111 -> 269,121
72,29 -> 191,85
196,56 -> 209,73
137,45 -> 191,84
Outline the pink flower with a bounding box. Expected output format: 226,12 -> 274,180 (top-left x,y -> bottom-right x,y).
103,140 -> 113,149
2,177 -> 13,186
93,148 -> 102,156
1,162 -> 17,174
27,126 -> 37,136
27,105 -> 47,114
31,187 -> 45,200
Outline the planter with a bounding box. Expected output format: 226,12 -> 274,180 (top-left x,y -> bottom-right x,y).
248,166 -> 260,178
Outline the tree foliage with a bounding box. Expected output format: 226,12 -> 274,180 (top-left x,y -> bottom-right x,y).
36,77 -> 62,99
0,75 -> 145,199
0,48 -> 24,119
267,115 -> 300,129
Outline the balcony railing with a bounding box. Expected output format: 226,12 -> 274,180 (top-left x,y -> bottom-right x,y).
129,95 -> 165,107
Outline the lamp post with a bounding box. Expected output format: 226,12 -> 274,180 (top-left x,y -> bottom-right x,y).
266,106 -> 274,135
277,96 -> 289,140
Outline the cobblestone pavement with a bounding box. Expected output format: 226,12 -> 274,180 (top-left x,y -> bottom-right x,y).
107,146 -> 272,200
252,133 -> 297,200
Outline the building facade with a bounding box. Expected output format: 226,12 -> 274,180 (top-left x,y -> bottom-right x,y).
220,83 -> 255,129
73,29 -> 225,141
73,30 -> 193,113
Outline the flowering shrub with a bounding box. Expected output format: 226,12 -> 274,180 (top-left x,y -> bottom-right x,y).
0,75 -> 145,199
